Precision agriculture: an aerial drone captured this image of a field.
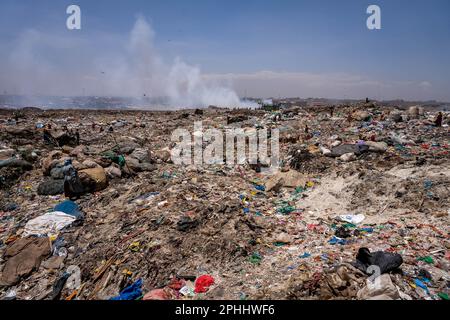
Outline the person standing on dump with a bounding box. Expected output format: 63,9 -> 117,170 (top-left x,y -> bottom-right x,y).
434,112 -> 443,127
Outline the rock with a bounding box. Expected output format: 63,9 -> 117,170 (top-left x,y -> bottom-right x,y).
82,159 -> 101,169
113,120 -> 128,128
0,148 -> 15,160
70,145 -> 86,157
138,163 -> 157,172
365,141 -> 388,153
124,156 -> 156,172
155,149 -> 171,163
42,151 -> 63,176
50,166 -> 65,179
62,145 -> 73,154
0,159 -> 33,170
353,111 -> 371,122
331,140 -> 342,147
93,157 -> 112,168
3,127 -> 36,139
118,142 -> 139,155
130,148 -> 152,163
320,146 -> 332,156
266,177 -> 284,193
329,144 -> 369,157
41,256 -> 65,270
357,274 -> 400,300
105,164 -> 122,179
37,179 -> 64,195
72,160 -> 86,171
266,170 -> 308,192
278,170 -> 308,188
340,153 -> 357,162
124,156 -> 140,171
79,167 -> 108,192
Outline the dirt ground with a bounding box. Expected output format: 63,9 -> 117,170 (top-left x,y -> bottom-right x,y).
0,104 -> 449,300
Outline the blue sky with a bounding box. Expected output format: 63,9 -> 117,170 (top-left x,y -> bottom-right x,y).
0,0 -> 449,101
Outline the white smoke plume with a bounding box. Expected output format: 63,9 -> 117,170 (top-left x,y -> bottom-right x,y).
1,17 -> 256,108
119,17 -> 251,108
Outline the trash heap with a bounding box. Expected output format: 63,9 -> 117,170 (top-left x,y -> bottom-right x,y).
0,104 -> 448,300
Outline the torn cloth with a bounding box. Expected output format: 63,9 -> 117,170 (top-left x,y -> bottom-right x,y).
0,237 -> 51,286
23,211 -> 77,237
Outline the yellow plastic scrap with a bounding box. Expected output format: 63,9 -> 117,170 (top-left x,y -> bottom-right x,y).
129,241 -> 140,252
122,269 -> 133,276
306,181 -> 315,188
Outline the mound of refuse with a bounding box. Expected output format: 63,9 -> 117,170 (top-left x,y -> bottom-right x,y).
0,104 -> 448,301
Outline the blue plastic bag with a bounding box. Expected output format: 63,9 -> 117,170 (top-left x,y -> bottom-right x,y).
54,200 -> 83,220
110,279 -> 143,300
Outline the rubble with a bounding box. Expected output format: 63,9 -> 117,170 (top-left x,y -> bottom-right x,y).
357,274 -> 400,300
0,104 -> 448,301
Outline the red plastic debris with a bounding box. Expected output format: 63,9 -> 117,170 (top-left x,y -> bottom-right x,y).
194,275 -> 215,293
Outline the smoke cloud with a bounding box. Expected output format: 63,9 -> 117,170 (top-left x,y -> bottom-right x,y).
1,17 -> 255,108
114,17 -> 254,107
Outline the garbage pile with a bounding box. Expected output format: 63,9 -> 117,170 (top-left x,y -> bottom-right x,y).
0,104 -> 448,300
